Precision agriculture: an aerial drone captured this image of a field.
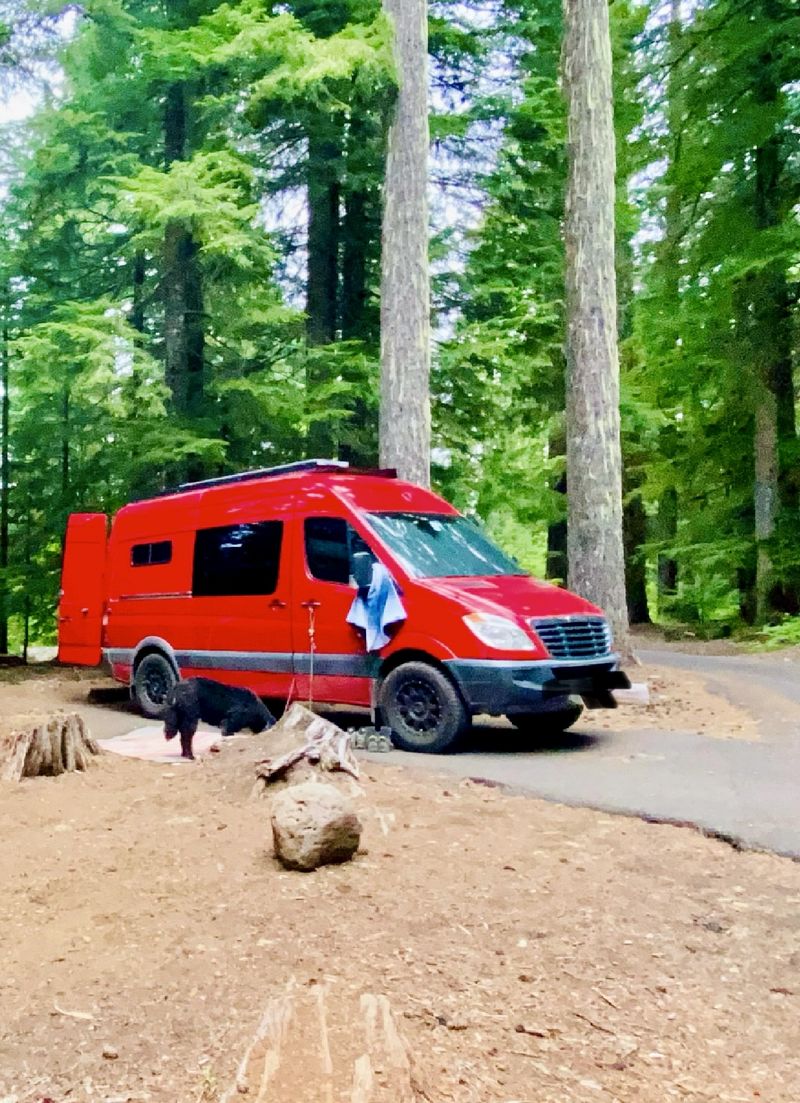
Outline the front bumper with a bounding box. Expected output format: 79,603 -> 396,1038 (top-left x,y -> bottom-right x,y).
444,656 -> 631,716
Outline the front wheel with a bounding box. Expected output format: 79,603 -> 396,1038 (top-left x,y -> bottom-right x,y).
378,661 -> 469,753
132,652 -> 178,719
507,703 -> 584,736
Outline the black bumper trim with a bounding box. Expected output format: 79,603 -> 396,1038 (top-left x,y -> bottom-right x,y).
444,657 -> 628,717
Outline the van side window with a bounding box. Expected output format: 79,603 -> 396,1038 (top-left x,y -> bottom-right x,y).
305,518 -> 375,584
193,521 -> 283,596
305,517 -> 350,584
131,540 -> 172,567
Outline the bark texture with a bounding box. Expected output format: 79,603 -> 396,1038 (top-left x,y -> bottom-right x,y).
563,0 -> 630,653
1,712 -> 100,782
379,0 -> 431,486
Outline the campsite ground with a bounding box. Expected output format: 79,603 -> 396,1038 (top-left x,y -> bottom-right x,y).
0,648 -> 798,1102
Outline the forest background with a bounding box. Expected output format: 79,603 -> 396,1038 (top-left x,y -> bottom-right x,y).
0,0 -> 798,653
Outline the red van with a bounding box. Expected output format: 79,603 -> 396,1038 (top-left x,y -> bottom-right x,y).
57,460 -> 629,752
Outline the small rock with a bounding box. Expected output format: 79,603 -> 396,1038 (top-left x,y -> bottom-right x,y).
102,1044 -> 119,1060
271,781 -> 362,872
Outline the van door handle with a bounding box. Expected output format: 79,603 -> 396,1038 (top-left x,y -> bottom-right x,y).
300,600 -> 321,609
269,599 -> 287,610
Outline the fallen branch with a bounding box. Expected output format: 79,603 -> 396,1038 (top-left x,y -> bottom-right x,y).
52,1002 -> 95,1022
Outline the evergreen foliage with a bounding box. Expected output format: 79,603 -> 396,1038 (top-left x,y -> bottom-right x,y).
0,0 -> 797,648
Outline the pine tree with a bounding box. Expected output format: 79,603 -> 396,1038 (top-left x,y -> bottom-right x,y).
562,0 -> 630,652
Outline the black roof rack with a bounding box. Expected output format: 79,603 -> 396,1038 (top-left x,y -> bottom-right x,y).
163,459 -> 397,497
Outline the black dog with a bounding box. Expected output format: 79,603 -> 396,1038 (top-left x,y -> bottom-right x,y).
164,677 -> 276,760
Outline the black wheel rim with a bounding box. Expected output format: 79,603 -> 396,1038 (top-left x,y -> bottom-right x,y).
143,664 -> 169,706
395,676 -> 443,736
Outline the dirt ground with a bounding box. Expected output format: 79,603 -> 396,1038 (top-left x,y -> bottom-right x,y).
1,666 -> 798,1102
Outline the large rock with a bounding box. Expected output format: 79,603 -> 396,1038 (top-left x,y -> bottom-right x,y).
271,780 -> 362,871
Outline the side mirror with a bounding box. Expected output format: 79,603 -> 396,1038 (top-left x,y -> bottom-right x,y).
351,549 -> 374,590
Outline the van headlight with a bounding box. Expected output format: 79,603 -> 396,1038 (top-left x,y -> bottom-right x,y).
463,613 -> 535,651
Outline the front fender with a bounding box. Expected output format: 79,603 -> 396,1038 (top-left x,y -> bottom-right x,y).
381,631 -> 458,663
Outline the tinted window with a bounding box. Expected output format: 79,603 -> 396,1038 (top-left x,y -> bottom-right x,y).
131,540 -> 172,567
367,512 -> 524,579
193,521 -> 283,596
305,518 -> 376,584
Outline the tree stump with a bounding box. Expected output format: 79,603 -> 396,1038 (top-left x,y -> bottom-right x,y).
0,712 -> 100,782
254,703 -> 360,791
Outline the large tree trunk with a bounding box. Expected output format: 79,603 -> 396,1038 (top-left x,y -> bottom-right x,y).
562,0 -> 630,655
379,0 -> 431,487
163,83 -> 205,423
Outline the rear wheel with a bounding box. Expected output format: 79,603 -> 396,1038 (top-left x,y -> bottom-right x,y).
507,703 -> 584,736
378,661 -> 469,753
132,652 -> 178,719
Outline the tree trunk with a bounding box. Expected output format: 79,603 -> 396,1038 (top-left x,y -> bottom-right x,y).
131,249 -> 146,337
753,381 -> 778,624
379,0 -> 431,487
305,125 -> 341,459
307,129 -> 340,349
562,0 -> 630,655
545,429 -> 567,582
0,293 -> 9,654
622,474 -> 648,630
61,384 -> 70,496
656,485 -> 678,602
749,119 -> 793,619
163,83 -> 205,424
339,115 -> 381,467
653,0 -> 683,610
1,712 -> 100,781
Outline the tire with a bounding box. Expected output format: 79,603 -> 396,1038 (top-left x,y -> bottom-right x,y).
507,703 -> 584,736
378,661 -> 469,753
132,652 -> 178,719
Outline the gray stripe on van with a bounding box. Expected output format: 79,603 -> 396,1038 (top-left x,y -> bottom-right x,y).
105,648 -> 376,678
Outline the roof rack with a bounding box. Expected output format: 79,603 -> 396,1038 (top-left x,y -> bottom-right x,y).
168,459 -> 396,496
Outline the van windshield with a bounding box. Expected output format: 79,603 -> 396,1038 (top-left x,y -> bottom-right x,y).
366,512 -> 526,579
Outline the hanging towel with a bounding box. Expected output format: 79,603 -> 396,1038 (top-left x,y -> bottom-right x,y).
346,562 -> 407,651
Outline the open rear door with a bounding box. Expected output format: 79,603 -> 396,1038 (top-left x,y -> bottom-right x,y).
57,513 -> 108,666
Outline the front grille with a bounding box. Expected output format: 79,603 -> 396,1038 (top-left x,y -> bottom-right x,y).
530,616 -> 612,660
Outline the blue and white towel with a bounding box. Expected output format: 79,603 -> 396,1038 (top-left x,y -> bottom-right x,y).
346,562 -> 407,651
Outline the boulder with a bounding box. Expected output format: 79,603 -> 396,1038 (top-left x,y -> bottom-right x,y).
271,780 -> 362,871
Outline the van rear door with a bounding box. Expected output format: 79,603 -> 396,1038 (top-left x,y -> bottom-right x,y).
58,513 -> 108,665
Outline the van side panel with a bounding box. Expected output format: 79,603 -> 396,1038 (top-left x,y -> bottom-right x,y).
57,513 -> 108,666
104,497 -> 202,669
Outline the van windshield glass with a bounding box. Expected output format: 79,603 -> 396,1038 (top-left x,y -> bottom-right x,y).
366,512 -> 526,579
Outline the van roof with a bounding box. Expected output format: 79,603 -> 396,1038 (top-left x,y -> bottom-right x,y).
171,459 -> 396,494
113,462 -> 455,540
